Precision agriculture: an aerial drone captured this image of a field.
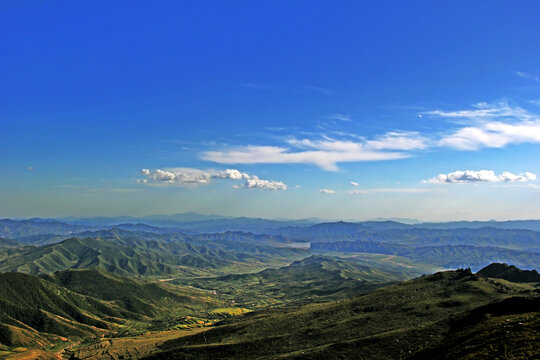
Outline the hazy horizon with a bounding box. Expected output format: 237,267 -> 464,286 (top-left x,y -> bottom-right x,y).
3,211 -> 540,225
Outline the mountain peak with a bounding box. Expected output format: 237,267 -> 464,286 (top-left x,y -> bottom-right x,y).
477,263 -> 540,283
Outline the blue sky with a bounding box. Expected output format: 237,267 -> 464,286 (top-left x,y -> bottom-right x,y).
1,1 -> 540,220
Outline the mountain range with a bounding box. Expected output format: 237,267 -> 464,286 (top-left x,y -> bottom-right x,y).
0,215 -> 539,359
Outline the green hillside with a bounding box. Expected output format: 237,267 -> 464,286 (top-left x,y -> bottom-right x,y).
41,268 -> 207,317
141,269 -> 539,360
412,296 -> 539,359
0,272 -> 138,346
179,256 -> 403,308
0,238 -> 18,248
0,234 -> 307,277
0,269 -> 231,358
477,262 -> 540,283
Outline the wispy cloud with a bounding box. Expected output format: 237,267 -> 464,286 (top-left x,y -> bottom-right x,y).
198,100 -> 539,171
327,113 -> 352,121
319,189 -> 335,194
425,170 -> 536,184
426,101 -> 534,122
429,101 -> 540,150
139,168 -> 286,190
350,188 -> 433,194
202,131 -> 427,171
350,181 -> 359,186
301,85 -> 336,95
516,71 -> 540,84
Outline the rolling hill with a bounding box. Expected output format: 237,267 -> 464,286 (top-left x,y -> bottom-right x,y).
0,230 -> 308,277
138,269 -> 539,360
178,256 -> 403,308
0,271 -> 138,348
0,268 -> 231,358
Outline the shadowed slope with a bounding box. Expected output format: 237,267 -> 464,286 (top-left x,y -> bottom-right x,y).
477,262 -> 540,283
143,269 -> 538,359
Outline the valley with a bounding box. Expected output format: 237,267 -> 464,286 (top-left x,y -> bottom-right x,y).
0,216 -> 538,359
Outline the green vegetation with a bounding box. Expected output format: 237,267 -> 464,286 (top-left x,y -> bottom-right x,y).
0,271 -> 132,345
177,256 -> 403,308
0,269 -> 229,356
0,238 -> 18,248
143,269 -> 539,360
477,262 -> 540,283
413,296 -> 540,359
0,219 -> 539,359
0,232 -> 307,277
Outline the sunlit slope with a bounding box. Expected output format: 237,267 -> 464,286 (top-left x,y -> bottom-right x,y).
144,269 -> 538,360
0,233 -> 307,277
0,269 -> 227,358
0,272 -> 137,347
180,256 -> 404,308
41,268 -> 213,318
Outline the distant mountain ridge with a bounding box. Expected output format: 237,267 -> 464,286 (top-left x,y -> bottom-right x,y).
4,217 -> 540,243
311,240 -> 540,271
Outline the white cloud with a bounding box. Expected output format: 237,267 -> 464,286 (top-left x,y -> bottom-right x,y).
516,71 -> 540,84
140,168 -> 212,184
327,113 -> 351,121
214,169 -> 248,180
350,181 -> 359,186
198,101 -> 540,172
350,188 -> 433,194
440,121 -> 540,150
426,102 -> 540,150
234,176 -> 287,190
140,168 -> 286,190
319,189 -> 335,194
426,170 -> 536,184
202,131 -> 427,171
365,131 -> 429,151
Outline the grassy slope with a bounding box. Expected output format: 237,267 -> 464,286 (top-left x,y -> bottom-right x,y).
412,296 -> 540,359
143,270 -> 538,360
0,235 -> 307,277
477,262 -> 540,283
0,269 -> 231,358
0,272 -> 137,346
41,268 -> 211,318
179,256 -> 403,308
